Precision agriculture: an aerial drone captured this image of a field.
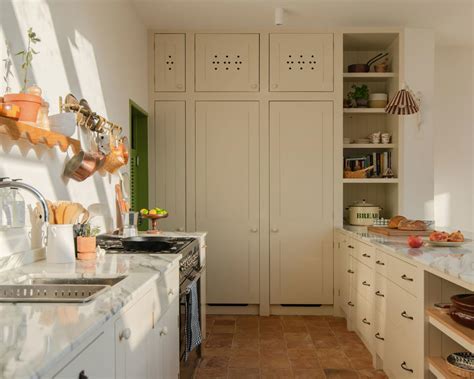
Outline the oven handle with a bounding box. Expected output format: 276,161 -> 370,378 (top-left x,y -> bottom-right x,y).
180,266 -> 206,297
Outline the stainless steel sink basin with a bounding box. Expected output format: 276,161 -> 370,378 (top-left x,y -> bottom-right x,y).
0,276 -> 127,303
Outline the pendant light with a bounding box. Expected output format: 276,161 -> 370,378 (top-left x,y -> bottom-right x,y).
275,8 -> 284,26
385,86 -> 420,115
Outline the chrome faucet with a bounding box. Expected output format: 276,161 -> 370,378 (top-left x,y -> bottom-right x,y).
0,179 -> 49,224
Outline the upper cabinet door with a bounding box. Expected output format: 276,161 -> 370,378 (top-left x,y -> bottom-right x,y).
154,33 -> 186,92
195,34 -> 259,92
269,34 -> 334,92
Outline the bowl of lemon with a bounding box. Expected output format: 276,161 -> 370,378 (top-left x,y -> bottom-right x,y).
140,208 -> 168,233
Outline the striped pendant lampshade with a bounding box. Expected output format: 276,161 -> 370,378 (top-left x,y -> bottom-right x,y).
385,88 -> 420,115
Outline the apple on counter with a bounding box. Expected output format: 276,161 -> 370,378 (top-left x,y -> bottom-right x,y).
407,235 -> 424,248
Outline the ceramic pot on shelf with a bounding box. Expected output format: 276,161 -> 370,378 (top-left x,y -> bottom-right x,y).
3,93 -> 42,123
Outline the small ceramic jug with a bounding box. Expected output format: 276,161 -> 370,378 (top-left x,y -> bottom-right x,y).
46,224 -> 75,263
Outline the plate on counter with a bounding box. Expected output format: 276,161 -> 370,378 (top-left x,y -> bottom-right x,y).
427,239 -> 471,247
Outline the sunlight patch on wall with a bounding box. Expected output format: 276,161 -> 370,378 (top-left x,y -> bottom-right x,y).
68,30 -> 107,118
434,192 -> 450,228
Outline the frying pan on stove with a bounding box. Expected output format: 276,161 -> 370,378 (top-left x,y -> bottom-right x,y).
122,236 -> 174,251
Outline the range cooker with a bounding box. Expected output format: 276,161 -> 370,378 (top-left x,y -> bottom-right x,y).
96,235 -> 203,378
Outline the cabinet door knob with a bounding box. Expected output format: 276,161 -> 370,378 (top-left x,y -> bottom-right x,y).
375,290 -> 385,297
347,269 -> 354,274
362,253 -> 371,258
348,245 -> 355,249
250,84 -> 258,89
376,260 -> 385,266
176,227 -> 185,232
375,332 -> 384,341
362,318 -> 371,325
160,326 -> 169,336
400,361 -> 414,373
401,311 -> 414,320
362,281 -> 370,287
168,288 -> 175,296
79,370 -> 88,379
272,84 -> 278,89
271,228 -> 279,233
401,274 -> 414,282
250,228 -> 258,233
347,301 -> 354,307
119,328 -> 131,341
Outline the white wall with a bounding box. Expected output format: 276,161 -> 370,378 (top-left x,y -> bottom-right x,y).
0,0 -> 148,255
433,46 -> 473,230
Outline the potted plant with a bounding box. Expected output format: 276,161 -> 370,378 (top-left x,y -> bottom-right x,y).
3,28 -> 42,123
76,223 -> 101,260
347,84 -> 369,108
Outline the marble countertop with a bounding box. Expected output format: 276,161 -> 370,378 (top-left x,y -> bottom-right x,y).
0,252 -> 181,379
339,226 -> 474,290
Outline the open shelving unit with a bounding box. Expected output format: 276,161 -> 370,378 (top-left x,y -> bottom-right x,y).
427,308 -> 474,352
341,32 -> 401,221
427,357 -> 458,379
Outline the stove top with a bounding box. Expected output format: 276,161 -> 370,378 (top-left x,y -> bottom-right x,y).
96,235 -> 195,255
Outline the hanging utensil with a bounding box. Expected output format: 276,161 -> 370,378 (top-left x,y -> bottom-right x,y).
348,52 -> 389,73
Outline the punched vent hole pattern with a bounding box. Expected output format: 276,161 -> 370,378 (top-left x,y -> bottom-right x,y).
211,54 -> 243,71
165,55 -> 174,71
286,54 -> 317,71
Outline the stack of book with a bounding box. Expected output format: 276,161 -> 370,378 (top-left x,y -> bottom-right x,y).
344,151 -> 392,177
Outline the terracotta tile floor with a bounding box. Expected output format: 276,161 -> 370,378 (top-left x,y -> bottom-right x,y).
196,315 -> 387,379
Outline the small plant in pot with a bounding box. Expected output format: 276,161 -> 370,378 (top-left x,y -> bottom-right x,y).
75,223 -> 101,261
3,28 -> 43,124
347,84 -> 369,108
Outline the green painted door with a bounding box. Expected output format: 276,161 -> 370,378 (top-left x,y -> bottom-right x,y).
130,101 -> 148,231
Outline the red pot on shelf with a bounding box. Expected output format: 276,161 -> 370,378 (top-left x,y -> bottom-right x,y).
4,93 -> 42,123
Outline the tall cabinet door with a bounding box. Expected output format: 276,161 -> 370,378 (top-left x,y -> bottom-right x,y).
196,101 -> 260,304
154,101 -> 186,232
269,101 -> 334,305
154,33 -> 186,92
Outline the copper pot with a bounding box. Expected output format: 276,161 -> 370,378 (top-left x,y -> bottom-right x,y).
64,151 -> 105,181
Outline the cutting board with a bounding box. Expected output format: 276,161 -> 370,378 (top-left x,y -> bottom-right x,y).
368,226 -> 433,236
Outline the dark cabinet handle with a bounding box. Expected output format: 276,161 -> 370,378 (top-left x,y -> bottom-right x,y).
362,281 -> 370,287
375,332 -> 384,341
401,274 -> 414,282
376,260 -> 385,266
401,311 -> 414,320
348,245 -> 355,249
375,291 -> 385,297
347,269 -> 355,274
401,361 -> 413,373
362,253 -> 371,258
362,318 -> 371,325
79,371 -> 88,379
347,301 -> 355,307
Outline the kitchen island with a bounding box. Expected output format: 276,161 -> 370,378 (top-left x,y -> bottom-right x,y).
335,227 -> 474,378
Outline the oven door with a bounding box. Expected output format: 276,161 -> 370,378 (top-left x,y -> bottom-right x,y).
179,267 -> 205,379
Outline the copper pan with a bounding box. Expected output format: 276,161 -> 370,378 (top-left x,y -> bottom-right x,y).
64,151 -> 105,182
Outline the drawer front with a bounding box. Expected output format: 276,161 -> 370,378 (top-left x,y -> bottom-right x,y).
355,293 -> 374,350
375,249 -> 388,277
346,238 -> 357,257
374,272 -> 387,315
356,260 -> 374,304
357,241 -> 375,268
374,310 -> 386,359
387,255 -> 421,297
386,280 -> 421,337
155,266 -> 179,317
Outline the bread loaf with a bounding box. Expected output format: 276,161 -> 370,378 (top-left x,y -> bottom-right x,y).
388,215 -> 407,229
397,219 -> 427,231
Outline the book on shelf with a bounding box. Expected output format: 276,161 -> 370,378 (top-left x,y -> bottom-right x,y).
344,151 -> 392,177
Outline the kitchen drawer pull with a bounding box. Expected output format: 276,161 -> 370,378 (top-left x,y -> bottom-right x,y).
362,318 -> 371,325
347,301 -> 355,307
375,332 -> 385,341
119,328 -> 131,341
79,371 -> 88,379
376,260 -> 385,266
347,269 -> 355,274
375,291 -> 385,297
362,281 -> 370,287
160,326 -> 169,336
362,253 -> 371,258
400,361 -> 414,373
401,274 -> 414,282
348,245 -> 355,249
401,311 -> 414,320
168,288 -> 175,296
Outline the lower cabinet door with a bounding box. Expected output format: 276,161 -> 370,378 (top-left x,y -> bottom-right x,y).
53,329 -> 114,379
152,299 -> 180,379
115,290 -> 154,379
355,293 -> 374,351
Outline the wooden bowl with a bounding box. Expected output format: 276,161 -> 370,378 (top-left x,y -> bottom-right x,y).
141,213 -> 169,220
452,294 -> 474,314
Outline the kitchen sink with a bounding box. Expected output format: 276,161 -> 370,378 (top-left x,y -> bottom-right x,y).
0,276 -> 127,303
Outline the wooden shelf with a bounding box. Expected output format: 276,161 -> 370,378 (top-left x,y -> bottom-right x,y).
427,308 -> 474,352
0,116 -> 80,153
343,108 -> 386,114
343,72 -> 397,82
428,357 -> 459,379
343,178 -> 398,184
343,144 -> 396,149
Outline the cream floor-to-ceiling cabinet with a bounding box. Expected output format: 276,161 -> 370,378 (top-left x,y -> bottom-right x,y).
269,102 -> 334,305
195,101 -> 260,304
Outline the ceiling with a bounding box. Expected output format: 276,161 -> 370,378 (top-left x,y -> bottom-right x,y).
130,0 -> 473,47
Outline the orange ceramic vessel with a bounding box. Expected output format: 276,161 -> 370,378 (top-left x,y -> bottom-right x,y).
4,93 -> 42,123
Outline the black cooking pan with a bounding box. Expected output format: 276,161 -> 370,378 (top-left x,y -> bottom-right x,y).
122,236 -> 174,251
348,52 -> 388,73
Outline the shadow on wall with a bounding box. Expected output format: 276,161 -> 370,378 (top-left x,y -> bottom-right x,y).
0,0 -> 147,234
